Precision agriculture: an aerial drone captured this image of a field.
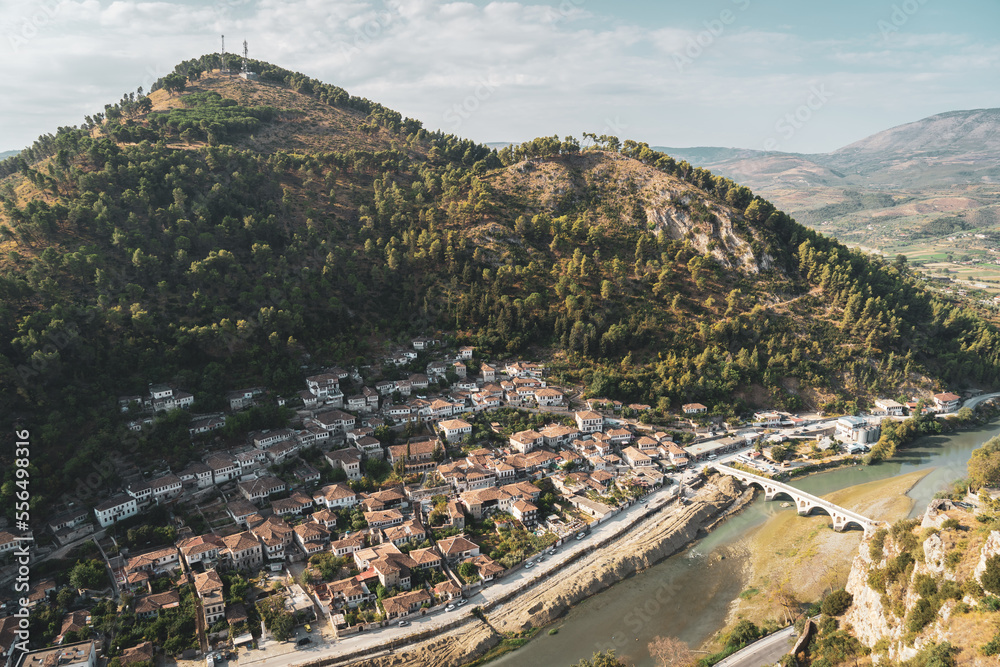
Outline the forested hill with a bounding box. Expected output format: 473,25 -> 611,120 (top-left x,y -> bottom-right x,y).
1,55 -> 1000,510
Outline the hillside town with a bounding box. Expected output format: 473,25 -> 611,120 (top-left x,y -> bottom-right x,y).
0,337 -> 978,667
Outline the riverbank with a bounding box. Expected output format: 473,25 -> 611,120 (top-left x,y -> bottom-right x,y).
328,476 -> 746,667
716,468 -> 931,642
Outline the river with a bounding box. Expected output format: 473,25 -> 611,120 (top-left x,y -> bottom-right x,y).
491,418 -> 1000,667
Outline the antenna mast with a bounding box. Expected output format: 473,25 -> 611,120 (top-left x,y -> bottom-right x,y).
239,40 -> 258,80
221,34 -> 226,74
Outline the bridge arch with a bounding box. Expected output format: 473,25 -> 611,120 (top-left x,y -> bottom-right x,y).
769,489 -> 797,503
715,463 -> 879,536
839,518 -> 867,533
798,503 -> 831,518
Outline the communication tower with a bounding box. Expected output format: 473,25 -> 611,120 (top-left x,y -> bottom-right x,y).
240,40 -> 259,80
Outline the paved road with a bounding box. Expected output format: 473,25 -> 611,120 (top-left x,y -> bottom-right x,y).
961,392 -> 1000,412
240,483 -> 683,667
715,623 -> 798,667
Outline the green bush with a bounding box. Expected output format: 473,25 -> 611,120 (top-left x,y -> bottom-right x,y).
983,631 -> 1000,656
820,589 -> 854,616
725,620 -> 761,648
901,641 -> 957,667
914,574 -> 938,599
905,598 -> 937,633
869,528 -> 888,561
980,554 -> 1000,595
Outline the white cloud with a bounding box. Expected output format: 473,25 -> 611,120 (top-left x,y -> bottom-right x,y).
0,0 -> 998,153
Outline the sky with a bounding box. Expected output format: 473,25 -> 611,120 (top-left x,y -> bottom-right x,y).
2,0 -> 999,154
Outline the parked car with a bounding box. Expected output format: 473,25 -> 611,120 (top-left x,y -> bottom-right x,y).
524,561 -> 534,569
576,533 -> 586,540
548,548 -> 556,555
398,620 -> 410,627
304,623 -> 312,633
296,638 -> 312,646
446,604 -> 456,612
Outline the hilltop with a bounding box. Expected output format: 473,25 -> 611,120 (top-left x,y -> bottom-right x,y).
2,56 -> 1000,514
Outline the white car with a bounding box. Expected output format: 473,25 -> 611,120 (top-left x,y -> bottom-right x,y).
446,604 -> 456,612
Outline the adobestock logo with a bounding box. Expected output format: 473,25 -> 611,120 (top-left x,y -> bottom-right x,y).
672,0 -> 751,72
443,77 -> 500,132
763,83 -> 833,152
5,0 -> 59,53
878,0 -> 932,42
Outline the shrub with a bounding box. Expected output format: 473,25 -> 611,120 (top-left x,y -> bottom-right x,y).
903,642 -> 957,667
963,577 -> 984,599
914,574 -> 938,599
820,589 -> 854,616
906,598 -> 937,633
868,568 -> 888,593
869,528 -> 888,561
938,579 -> 962,601
980,554 -> 1000,595
983,631 -> 1000,656
726,620 -> 761,648
941,518 -> 961,531
981,595 -> 1000,611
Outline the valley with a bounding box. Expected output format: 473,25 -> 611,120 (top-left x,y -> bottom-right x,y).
660,108 -> 1000,314
3,52 -> 1000,667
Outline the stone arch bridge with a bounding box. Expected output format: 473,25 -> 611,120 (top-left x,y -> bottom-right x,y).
715,464 -> 881,536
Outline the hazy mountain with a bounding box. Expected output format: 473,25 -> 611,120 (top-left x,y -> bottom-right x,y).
0,150 -> 19,160
659,108 -> 1000,190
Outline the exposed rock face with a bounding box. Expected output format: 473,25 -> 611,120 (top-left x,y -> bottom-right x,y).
844,511 -> 996,663
492,151 -> 775,275
974,531 -> 1000,584
922,532 -> 952,579
843,531 -> 899,657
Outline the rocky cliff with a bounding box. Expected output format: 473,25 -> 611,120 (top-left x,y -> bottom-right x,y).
842,500 -> 1000,665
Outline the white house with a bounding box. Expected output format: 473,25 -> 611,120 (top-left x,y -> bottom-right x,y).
94,495 -> 138,528
574,411 -> 604,434
438,419 -> 473,443
933,393 -> 961,413
509,430 -> 543,454
874,399 -> 905,417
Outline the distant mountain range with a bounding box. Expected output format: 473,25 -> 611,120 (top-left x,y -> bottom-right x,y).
655,109 -> 1000,252
0,150 -> 19,160
658,108 -> 1000,191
